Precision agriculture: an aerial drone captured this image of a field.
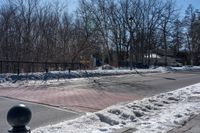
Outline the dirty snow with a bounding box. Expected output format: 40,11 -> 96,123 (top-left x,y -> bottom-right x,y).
1,66 -> 200,87
33,83 -> 200,133
0,67 -> 160,87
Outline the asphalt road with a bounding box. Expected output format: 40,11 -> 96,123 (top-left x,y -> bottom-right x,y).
87,71 -> 200,97
0,97 -> 81,133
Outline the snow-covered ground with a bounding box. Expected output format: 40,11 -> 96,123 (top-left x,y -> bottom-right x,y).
33,83 -> 200,133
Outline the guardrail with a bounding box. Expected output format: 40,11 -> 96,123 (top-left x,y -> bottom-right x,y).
7,104 -> 32,133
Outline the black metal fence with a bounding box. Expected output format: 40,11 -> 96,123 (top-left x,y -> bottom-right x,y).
0,60 -> 85,74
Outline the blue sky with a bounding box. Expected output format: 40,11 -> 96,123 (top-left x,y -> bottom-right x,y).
176,0 -> 200,13
66,0 -> 200,14
67,0 -> 79,13
1,0 -> 199,15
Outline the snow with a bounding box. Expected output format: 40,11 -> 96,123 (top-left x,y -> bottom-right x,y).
172,66 -> 200,71
0,68 -> 160,87
1,66 -> 200,86
33,83 -> 200,133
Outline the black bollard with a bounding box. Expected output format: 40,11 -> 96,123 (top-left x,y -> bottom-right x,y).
7,104 -> 32,133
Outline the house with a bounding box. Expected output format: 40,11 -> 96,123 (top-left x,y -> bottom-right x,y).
145,53 -> 182,66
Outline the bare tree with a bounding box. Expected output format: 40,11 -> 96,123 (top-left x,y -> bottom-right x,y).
159,0 -> 176,66
0,0 -> 192,72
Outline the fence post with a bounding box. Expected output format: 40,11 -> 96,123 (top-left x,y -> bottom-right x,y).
17,62 -> 20,75
79,63 -> 82,70
7,104 -> 32,133
31,62 -> 34,73
0,61 -> 2,73
45,62 -> 48,73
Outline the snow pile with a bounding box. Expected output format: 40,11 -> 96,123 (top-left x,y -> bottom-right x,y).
0,69 -> 160,83
154,66 -> 200,73
33,83 -> 200,133
0,66 -> 200,84
156,66 -> 174,73
172,66 -> 200,71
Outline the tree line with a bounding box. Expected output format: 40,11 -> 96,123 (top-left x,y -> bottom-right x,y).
0,0 -> 199,68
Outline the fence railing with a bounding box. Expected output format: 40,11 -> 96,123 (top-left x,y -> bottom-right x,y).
7,104 -> 32,133
0,60 -> 86,74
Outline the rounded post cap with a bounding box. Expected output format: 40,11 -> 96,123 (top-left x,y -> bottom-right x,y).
7,104 -> 32,127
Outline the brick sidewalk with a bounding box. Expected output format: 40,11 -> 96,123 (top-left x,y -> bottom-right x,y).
0,86 -> 141,112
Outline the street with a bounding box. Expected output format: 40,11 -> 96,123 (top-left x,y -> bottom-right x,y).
0,97 -> 81,133
68,71 -> 200,97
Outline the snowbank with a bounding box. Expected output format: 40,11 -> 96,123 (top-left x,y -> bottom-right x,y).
0,68 -> 159,83
1,66 -> 200,84
33,83 -> 200,133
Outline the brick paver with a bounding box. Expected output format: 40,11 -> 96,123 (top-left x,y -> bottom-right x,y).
0,86 -> 141,112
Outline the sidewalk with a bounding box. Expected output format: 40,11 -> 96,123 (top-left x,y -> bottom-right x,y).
168,114 -> 200,133
0,86 -> 142,112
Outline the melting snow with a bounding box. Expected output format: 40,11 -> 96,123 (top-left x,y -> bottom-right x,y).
1,66 -> 200,87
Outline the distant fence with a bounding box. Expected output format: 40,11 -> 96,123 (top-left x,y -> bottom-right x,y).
0,60 -> 85,74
